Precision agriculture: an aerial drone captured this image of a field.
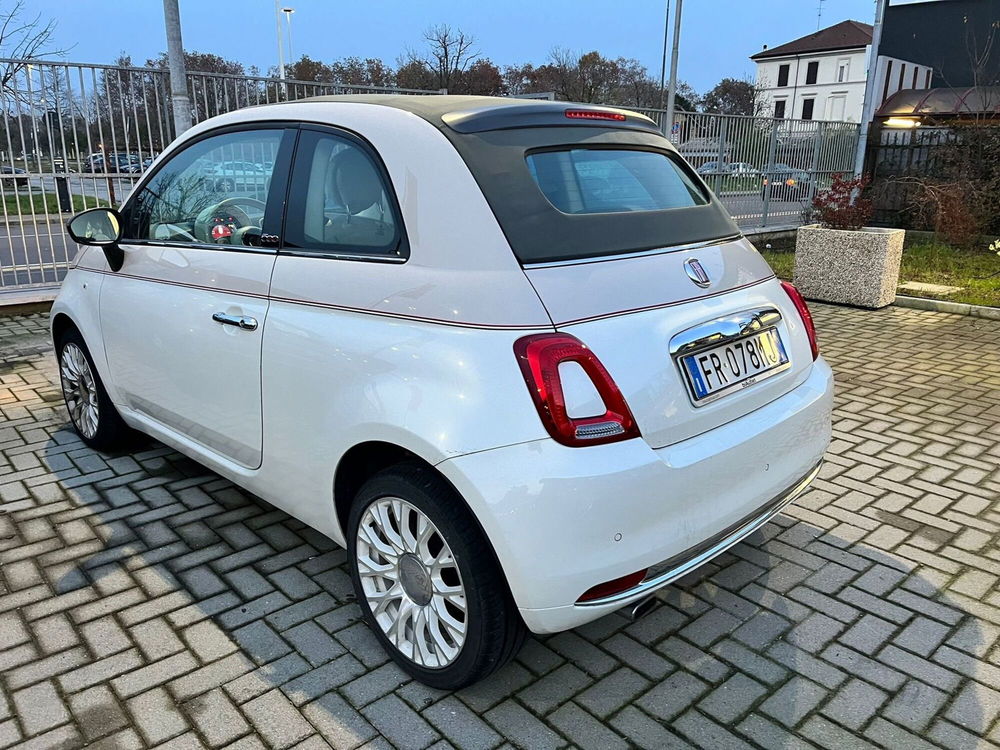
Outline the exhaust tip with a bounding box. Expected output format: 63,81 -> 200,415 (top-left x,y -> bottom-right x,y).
625,595 -> 658,621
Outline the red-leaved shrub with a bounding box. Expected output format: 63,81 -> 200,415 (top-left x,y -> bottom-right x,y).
812,173 -> 874,230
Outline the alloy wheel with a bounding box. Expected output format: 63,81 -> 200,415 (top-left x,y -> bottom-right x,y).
60,342 -> 100,439
356,497 -> 468,668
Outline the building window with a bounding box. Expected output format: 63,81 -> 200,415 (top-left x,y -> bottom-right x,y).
773,100 -> 786,119
837,59 -> 849,82
898,64 -> 906,91
826,94 -> 846,121
912,67 -> 919,88
801,98 -> 815,120
925,69 -> 932,88
805,61 -> 819,85
882,60 -> 893,103
777,64 -> 790,87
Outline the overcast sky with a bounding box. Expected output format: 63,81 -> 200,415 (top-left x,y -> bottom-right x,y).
29,0 -> 884,94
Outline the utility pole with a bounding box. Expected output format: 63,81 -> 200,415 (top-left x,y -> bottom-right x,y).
664,0 -> 683,141
658,0 -> 671,110
162,0 -> 192,136
854,0 -> 887,175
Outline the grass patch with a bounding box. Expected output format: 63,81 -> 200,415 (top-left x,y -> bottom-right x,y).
761,240 -> 1000,308
3,192 -> 109,216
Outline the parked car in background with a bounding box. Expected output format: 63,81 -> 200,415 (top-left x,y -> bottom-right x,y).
696,160 -> 730,175
208,160 -> 270,192
83,153 -> 141,173
762,163 -> 812,200
56,95 -> 832,689
729,162 -> 761,177
0,166 -> 28,188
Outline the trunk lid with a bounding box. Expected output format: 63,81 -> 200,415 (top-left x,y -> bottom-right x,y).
524,237 -> 816,449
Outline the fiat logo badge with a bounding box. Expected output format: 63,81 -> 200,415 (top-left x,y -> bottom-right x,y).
684,258 -> 711,288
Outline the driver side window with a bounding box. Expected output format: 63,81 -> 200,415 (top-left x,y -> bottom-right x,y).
123,129 -> 283,247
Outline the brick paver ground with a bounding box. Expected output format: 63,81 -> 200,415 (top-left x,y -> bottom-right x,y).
0,304 -> 999,749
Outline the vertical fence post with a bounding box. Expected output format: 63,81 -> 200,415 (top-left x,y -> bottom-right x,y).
809,121 -> 824,204
715,116 -> 728,196
761,119 -> 779,228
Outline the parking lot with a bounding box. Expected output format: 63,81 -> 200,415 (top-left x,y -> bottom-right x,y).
1,304 -> 998,749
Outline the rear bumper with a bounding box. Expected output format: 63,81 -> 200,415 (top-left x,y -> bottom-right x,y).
438,357 -> 833,634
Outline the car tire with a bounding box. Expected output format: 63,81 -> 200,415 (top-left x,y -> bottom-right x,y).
56,328 -> 137,452
347,461 -> 526,690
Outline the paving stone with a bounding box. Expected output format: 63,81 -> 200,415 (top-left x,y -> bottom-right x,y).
819,677 -> 887,730
484,701 -> 564,750
636,670 -> 710,721
244,689 -> 315,749
698,672 -> 768,724
548,701 -> 628,750
13,680 -> 71,735
422,695 -> 502,750
4,307 -> 1000,748
361,694 -> 439,750
759,676 -> 827,728
128,686 -> 189,745
183,687 -> 250,747
299,692 -> 375,749
69,684 -> 130,741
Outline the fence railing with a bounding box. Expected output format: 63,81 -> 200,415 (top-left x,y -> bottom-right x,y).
633,106 -> 862,230
0,58 -> 860,293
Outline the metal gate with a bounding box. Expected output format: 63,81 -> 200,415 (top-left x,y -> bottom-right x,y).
0,58 -> 438,293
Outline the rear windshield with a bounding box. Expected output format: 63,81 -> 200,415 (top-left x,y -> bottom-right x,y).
444,127 -> 739,265
526,149 -> 708,215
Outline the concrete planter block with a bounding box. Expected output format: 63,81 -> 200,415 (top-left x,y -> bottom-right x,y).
793,224 -> 905,309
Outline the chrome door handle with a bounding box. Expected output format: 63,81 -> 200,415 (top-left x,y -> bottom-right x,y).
212,312 -> 258,331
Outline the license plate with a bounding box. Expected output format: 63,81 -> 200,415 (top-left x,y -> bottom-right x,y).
679,328 -> 788,404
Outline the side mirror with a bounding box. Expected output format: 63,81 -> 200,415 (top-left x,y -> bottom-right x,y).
66,208 -> 125,271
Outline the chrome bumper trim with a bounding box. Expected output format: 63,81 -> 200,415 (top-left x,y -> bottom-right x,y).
577,461 -> 822,607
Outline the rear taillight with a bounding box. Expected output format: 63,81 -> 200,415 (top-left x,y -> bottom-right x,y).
780,281 -> 819,360
514,333 -> 640,447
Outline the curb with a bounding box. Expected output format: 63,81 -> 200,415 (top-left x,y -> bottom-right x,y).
0,286 -> 58,315
894,294 -> 1000,321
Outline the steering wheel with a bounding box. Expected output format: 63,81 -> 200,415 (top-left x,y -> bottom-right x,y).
193,196 -> 266,245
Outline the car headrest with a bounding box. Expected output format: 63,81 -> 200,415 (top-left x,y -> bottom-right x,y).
334,149 -> 383,215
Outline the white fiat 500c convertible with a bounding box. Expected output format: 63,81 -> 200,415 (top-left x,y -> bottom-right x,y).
55,95 -> 832,689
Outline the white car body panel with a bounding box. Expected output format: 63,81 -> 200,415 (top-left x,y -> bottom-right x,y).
52,97 -> 833,635
440,358 -> 832,632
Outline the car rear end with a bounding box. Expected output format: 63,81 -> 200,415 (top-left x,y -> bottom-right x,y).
431,103 -> 833,633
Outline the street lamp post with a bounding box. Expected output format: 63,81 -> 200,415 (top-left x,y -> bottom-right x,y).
274,0 -> 286,81
282,8 -> 295,64
664,0 -> 684,141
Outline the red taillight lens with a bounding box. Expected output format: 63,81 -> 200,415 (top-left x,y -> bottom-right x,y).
577,569 -> 648,602
514,333 -> 640,447
564,109 -> 627,122
780,281 -> 819,360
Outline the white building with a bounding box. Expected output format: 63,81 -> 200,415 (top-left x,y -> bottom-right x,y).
752,20 -> 932,123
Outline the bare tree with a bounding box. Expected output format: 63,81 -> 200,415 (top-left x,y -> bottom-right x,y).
0,0 -> 68,99
413,24 -> 479,91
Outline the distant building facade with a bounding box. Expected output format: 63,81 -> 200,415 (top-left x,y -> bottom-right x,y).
752,19 -> 932,123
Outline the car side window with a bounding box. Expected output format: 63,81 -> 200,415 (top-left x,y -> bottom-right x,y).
123,129 -> 283,247
283,129 -> 404,259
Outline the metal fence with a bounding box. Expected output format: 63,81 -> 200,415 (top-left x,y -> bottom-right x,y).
0,58 -> 439,291
0,57 -> 861,293
634,107 -> 862,230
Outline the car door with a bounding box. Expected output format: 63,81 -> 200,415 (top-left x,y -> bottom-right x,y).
101,124 -> 294,468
